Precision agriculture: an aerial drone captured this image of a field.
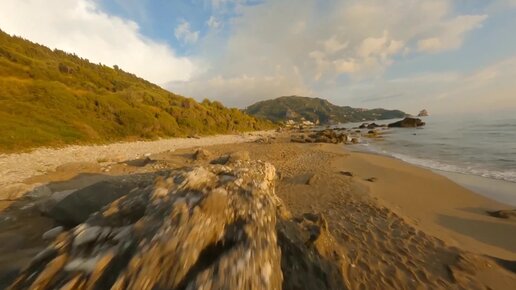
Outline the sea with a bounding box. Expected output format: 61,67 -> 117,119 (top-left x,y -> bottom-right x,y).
344,111 -> 516,206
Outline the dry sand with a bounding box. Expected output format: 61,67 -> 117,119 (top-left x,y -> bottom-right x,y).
0,133 -> 515,289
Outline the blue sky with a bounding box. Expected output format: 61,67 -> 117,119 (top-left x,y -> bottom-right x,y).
1,0 -> 515,114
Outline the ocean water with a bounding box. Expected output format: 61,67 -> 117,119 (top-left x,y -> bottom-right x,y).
353,113 -> 516,183
345,112 -> 516,204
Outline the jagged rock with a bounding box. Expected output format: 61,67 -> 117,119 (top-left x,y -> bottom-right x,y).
388,117 -> 425,128
10,161 -> 351,290
9,161 -> 283,290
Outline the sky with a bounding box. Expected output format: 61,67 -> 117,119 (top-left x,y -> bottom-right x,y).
1,0 -> 516,115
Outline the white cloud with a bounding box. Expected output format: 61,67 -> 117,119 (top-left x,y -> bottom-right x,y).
172,0 -> 488,107
169,71 -> 312,108
0,0 -> 195,84
206,16 -> 222,29
328,57 -> 516,114
174,20 -> 200,44
417,15 -> 487,53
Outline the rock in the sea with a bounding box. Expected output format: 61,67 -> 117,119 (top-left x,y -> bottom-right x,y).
388,117 -> 425,128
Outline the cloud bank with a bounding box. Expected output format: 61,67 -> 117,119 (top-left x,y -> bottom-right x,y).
167,0 -> 490,109
0,0 -> 196,84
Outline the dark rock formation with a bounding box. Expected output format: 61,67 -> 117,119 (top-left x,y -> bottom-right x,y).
358,123 -> 384,129
388,117 -> 426,128
487,209 -> 516,220
9,161 -> 348,290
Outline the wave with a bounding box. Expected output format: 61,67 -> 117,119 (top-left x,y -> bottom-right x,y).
355,144 -> 516,183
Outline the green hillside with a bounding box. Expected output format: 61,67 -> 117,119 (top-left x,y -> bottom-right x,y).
0,30 -> 274,152
245,96 -> 405,124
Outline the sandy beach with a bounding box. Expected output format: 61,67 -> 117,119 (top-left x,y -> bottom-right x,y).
0,132 -> 515,289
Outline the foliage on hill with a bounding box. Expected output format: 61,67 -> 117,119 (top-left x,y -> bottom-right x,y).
0,30 -> 274,152
245,96 -> 405,124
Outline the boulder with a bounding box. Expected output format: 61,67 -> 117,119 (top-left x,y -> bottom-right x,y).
9,161 -> 283,290
388,117 -> 425,128
9,161 -> 353,290
366,123 -> 382,129
44,180 -> 140,226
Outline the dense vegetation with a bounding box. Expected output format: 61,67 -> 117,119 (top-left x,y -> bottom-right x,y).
0,30 -> 274,152
245,96 -> 405,124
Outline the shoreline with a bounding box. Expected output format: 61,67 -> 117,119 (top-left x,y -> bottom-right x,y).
348,143 -> 516,207
335,147 -> 516,260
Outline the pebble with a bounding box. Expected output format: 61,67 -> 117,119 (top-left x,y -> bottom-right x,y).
43,226 -> 64,240
73,226 -> 102,247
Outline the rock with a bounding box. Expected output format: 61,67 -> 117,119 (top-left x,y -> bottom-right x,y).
340,171 -> 353,177
388,117 -> 425,128
255,137 -> 272,144
365,177 -> 378,182
291,129 -> 348,144
487,209 -> 516,220
360,122 -> 383,129
306,174 -> 316,185
44,180 -> 140,226
228,150 -> 251,163
9,161 -> 283,290
42,227 -> 64,240
25,184 -> 52,200
418,109 -> 429,117
193,148 -> 211,160
210,154 -> 230,165
351,138 -> 359,144
37,189 -> 76,215
9,161 -> 353,290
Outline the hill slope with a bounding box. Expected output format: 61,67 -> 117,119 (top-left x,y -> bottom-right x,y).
0,30 -> 274,152
245,96 -> 405,124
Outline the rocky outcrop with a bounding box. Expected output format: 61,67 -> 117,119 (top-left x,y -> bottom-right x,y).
388,117 -> 426,128
487,209 -> 516,220
418,109 -> 429,117
291,129 -> 349,144
358,123 -> 385,129
8,161 -> 348,290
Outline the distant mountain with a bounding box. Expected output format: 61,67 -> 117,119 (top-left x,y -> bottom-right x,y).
245,96 -> 405,124
0,30 -> 274,152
